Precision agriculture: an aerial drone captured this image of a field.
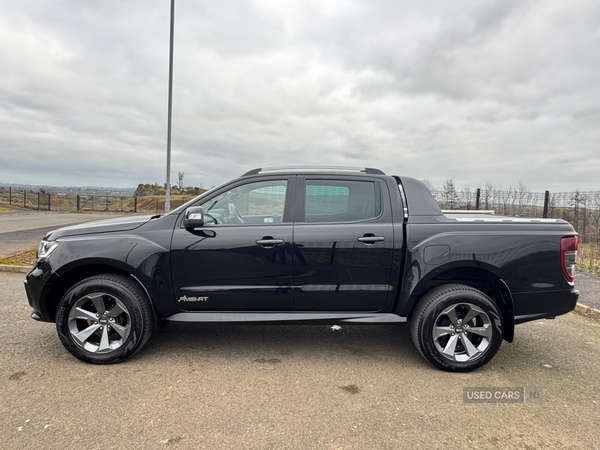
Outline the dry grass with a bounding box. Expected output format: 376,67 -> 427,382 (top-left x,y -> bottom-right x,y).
0,249 -> 36,266
578,243 -> 600,276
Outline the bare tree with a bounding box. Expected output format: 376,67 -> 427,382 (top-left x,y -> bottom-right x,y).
461,187 -> 474,210
441,179 -> 459,210
587,194 -> 600,251
497,187 -> 514,215
515,182 -> 531,216
569,190 -> 588,241
483,183 -> 494,211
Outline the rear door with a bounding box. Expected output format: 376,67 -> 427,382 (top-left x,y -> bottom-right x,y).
292,176 -> 395,311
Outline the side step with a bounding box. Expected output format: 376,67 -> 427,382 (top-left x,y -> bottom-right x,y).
164,312 -> 407,325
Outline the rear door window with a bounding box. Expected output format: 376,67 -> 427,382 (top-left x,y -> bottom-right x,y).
304,180 -> 381,223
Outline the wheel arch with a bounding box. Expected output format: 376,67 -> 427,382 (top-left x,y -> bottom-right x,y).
43,260 -> 159,328
403,265 -> 515,342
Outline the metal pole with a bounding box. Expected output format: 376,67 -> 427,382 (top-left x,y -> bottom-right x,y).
475,188 -> 481,211
543,191 -> 550,218
165,0 -> 175,213
38,192 -> 40,210
48,194 -> 51,211
24,190 -> 26,208
9,187 -> 11,205
77,195 -> 80,212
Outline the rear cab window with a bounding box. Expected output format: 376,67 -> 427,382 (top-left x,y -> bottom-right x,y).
304,179 -> 382,223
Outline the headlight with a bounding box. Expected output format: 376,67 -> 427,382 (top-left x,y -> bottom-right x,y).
36,241 -> 59,259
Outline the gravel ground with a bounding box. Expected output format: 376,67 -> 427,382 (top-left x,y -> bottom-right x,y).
2,272 -> 599,450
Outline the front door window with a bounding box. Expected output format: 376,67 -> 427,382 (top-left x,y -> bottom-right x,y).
203,180 -> 287,226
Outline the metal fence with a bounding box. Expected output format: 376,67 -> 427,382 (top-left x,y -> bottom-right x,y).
0,187 -> 51,211
0,188 -> 193,214
431,187 -> 600,245
2,184 -> 600,244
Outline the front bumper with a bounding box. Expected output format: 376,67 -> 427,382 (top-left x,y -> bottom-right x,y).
24,259 -> 56,323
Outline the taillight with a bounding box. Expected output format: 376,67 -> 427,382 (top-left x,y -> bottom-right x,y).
560,236 -> 578,283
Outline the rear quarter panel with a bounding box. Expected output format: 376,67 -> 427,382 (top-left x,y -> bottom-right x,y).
396,216 -> 577,319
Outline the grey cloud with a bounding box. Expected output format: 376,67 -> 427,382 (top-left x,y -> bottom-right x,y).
0,0 -> 599,192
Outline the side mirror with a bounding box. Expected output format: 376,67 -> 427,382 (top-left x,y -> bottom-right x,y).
183,206 -> 204,229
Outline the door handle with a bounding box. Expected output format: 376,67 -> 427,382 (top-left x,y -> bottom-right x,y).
357,235 -> 385,244
256,237 -> 285,248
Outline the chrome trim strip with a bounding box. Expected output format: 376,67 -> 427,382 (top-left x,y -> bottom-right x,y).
180,284 -> 393,292
180,285 -> 285,292
165,312 -> 407,324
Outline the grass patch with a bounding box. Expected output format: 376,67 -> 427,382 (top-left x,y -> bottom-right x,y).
578,258 -> 600,276
578,243 -> 600,277
0,206 -> 13,212
0,258 -> 18,265
0,249 -> 36,266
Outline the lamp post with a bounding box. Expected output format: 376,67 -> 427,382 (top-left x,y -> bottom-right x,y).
165,0 -> 175,213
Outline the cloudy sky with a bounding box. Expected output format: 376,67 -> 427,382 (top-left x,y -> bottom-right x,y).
1,0 -> 599,192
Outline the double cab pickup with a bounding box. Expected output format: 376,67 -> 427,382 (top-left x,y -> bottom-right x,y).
24,167 -> 579,371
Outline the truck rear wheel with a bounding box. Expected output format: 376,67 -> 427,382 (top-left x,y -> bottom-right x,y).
410,284 -> 503,372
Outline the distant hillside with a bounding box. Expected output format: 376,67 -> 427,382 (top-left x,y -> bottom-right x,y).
0,182 -> 205,197
133,183 -> 206,197
0,183 -> 136,196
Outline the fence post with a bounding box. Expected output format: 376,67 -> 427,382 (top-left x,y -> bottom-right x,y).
542,191 -> 550,218
77,195 -> 80,212
475,188 -> 481,211
156,197 -> 159,213
106,196 -> 109,211
37,192 -> 40,210
24,190 -> 26,208
48,194 -> 51,211
91,196 -> 94,211
134,197 -> 138,213
9,187 -> 11,205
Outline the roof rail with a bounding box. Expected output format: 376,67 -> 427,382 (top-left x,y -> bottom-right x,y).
241,166 -> 385,176
241,168 -> 262,176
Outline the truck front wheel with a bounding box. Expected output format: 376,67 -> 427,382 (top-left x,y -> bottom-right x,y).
410,284 -> 503,372
56,274 -> 153,364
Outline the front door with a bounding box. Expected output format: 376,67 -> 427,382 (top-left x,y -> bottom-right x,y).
170,178 -> 294,311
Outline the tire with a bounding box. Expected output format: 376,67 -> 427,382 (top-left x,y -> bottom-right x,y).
410,284 -> 503,372
56,274 -> 153,364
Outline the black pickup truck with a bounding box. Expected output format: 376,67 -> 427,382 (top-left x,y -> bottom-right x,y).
24,167 -> 579,371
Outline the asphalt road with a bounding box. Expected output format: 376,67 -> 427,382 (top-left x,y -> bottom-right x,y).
2,272 -> 599,449
0,210 -> 127,257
